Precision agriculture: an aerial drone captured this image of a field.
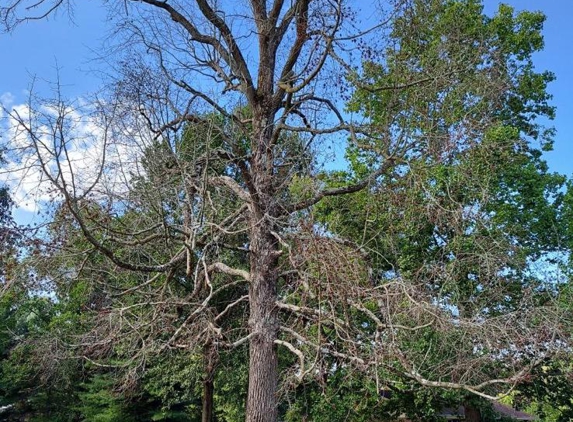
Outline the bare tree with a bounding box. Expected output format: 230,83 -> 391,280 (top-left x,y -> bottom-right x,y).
2,1 -> 571,421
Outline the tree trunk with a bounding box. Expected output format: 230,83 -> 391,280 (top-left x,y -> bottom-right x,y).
202,343 -> 216,422
246,220 -> 280,422
202,378 -> 214,422
246,114 -> 280,422
464,404 -> 481,422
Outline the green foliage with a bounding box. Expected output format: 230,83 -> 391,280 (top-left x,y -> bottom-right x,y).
76,374 -> 134,422
288,175 -> 316,203
514,361 -> 573,422
283,369 -> 479,422
212,349 -> 248,422
283,371 -> 383,422
323,0 -> 565,309
349,0 -> 554,151
0,283 -> 87,420
142,353 -> 203,416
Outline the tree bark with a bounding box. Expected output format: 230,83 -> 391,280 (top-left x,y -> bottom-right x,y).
464,404 -> 481,422
245,112 -> 280,422
202,343 -> 217,422
246,221 -> 280,422
202,378 -> 214,422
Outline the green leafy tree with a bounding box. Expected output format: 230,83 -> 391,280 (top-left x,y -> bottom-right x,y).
307,1 -> 571,420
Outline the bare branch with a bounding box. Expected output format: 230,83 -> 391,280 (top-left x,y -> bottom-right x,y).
274,339 -> 305,380
209,176 -> 251,204
207,262 -> 250,283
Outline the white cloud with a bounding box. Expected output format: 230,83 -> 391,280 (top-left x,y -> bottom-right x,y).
0,92 -> 15,119
0,95 -> 152,215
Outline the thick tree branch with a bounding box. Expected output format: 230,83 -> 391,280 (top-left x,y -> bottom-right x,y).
209,176 -> 251,203
207,262 -> 251,283
194,0 -> 256,101
135,0 -> 256,103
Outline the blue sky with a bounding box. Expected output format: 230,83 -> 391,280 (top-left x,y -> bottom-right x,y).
1,1 -> 572,177
0,1 -> 108,98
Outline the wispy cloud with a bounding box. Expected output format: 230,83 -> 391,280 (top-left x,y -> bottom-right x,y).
1,93 -> 151,214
